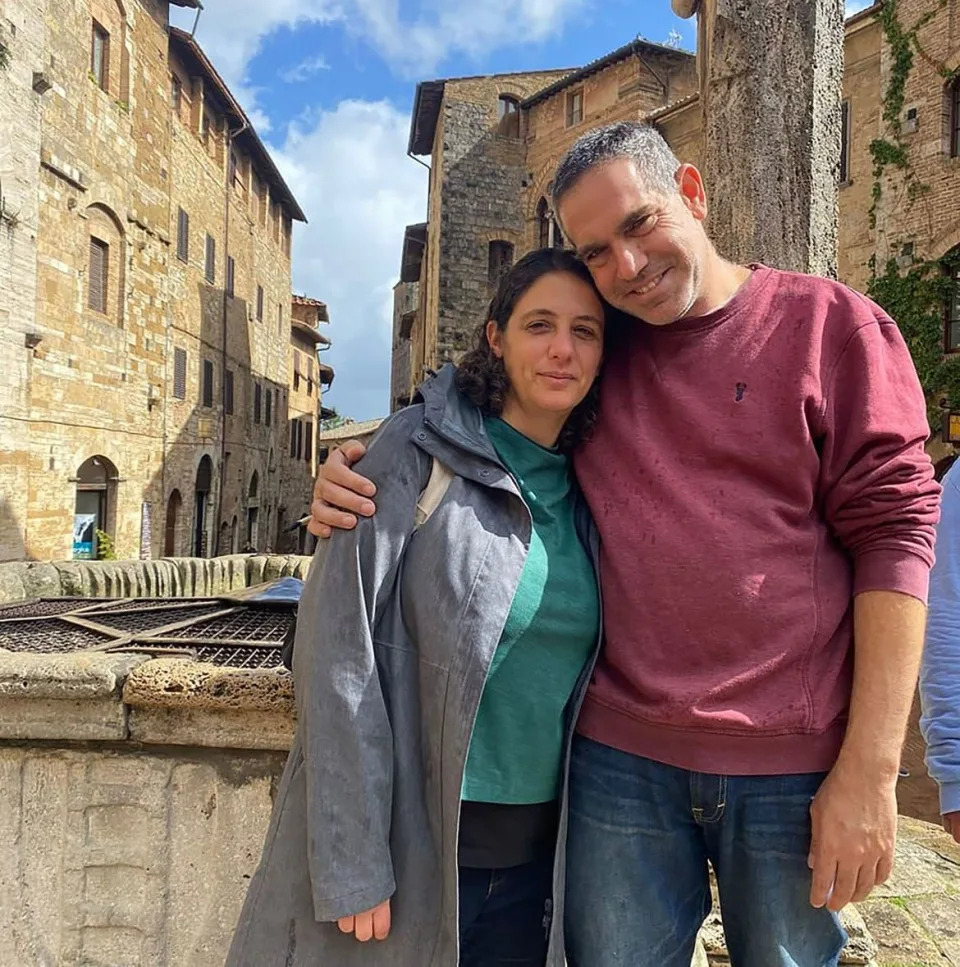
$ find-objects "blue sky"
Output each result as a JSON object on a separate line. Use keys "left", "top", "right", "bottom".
{"left": 171, "top": 0, "right": 870, "bottom": 421}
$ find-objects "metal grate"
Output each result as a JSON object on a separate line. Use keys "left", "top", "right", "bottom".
{"left": 87, "top": 598, "right": 220, "bottom": 612}
{"left": 193, "top": 645, "right": 284, "bottom": 669}
{"left": 160, "top": 607, "right": 291, "bottom": 643}
{"left": 0, "top": 599, "right": 95, "bottom": 618}
{"left": 0, "top": 618, "right": 116, "bottom": 653}
{"left": 85, "top": 604, "right": 226, "bottom": 634}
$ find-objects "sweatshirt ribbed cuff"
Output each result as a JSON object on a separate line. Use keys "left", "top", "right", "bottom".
{"left": 853, "top": 548, "right": 932, "bottom": 604}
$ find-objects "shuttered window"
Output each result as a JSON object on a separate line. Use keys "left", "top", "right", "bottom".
{"left": 88, "top": 237, "right": 109, "bottom": 313}
{"left": 226, "top": 256, "right": 235, "bottom": 297}
{"left": 253, "top": 382, "right": 262, "bottom": 424}
{"left": 173, "top": 348, "right": 187, "bottom": 399}
{"left": 91, "top": 22, "right": 109, "bottom": 91}
{"left": 205, "top": 234, "right": 215, "bottom": 284}
{"left": 224, "top": 369, "right": 234, "bottom": 414}
{"left": 290, "top": 419, "right": 297, "bottom": 457}
{"left": 177, "top": 208, "right": 189, "bottom": 262}
{"left": 305, "top": 421, "right": 313, "bottom": 463}
{"left": 265, "top": 388, "right": 272, "bottom": 426}
{"left": 202, "top": 359, "right": 214, "bottom": 407}
{"left": 256, "top": 285, "right": 264, "bottom": 321}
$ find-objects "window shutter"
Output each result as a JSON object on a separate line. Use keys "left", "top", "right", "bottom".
{"left": 305, "top": 421, "right": 313, "bottom": 463}
{"left": 88, "top": 237, "right": 108, "bottom": 313}
{"left": 265, "top": 388, "right": 272, "bottom": 426}
{"left": 253, "top": 382, "right": 262, "bottom": 424}
{"left": 227, "top": 256, "right": 235, "bottom": 297}
{"left": 290, "top": 420, "right": 297, "bottom": 457}
{"left": 256, "top": 285, "right": 263, "bottom": 320}
{"left": 205, "top": 234, "right": 215, "bottom": 283}
{"left": 177, "top": 209, "right": 189, "bottom": 261}
{"left": 173, "top": 348, "right": 187, "bottom": 399}
{"left": 224, "top": 369, "right": 234, "bottom": 414}
{"left": 202, "top": 359, "right": 214, "bottom": 407}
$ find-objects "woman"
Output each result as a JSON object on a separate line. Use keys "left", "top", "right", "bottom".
{"left": 226, "top": 248, "right": 605, "bottom": 967}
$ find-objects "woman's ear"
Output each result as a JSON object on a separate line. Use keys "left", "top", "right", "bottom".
{"left": 486, "top": 320, "right": 503, "bottom": 358}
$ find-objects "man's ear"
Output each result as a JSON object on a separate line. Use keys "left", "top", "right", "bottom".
{"left": 675, "top": 163, "right": 707, "bottom": 222}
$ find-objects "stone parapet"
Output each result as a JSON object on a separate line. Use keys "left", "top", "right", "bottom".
{"left": 0, "top": 553, "right": 312, "bottom": 605}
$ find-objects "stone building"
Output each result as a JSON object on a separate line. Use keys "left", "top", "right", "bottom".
{"left": 392, "top": 2, "right": 960, "bottom": 405}
{"left": 0, "top": 0, "right": 332, "bottom": 563}
{"left": 277, "top": 294, "right": 334, "bottom": 554}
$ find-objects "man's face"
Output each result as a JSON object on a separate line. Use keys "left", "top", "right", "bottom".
{"left": 557, "top": 158, "right": 708, "bottom": 326}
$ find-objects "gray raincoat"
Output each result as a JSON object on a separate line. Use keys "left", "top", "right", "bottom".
{"left": 226, "top": 364, "right": 602, "bottom": 966}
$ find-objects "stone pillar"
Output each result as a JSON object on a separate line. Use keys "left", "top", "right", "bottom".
{"left": 672, "top": 0, "right": 845, "bottom": 277}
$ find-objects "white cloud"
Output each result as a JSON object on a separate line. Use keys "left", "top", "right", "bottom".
{"left": 272, "top": 100, "right": 428, "bottom": 419}
{"left": 279, "top": 55, "right": 332, "bottom": 83}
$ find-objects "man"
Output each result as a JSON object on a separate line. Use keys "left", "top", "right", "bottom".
{"left": 921, "top": 459, "right": 960, "bottom": 845}
{"left": 310, "top": 122, "right": 940, "bottom": 966}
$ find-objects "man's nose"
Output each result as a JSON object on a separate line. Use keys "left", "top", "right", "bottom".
{"left": 614, "top": 245, "right": 646, "bottom": 281}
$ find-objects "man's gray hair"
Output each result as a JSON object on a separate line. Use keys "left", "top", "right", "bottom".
{"left": 552, "top": 122, "right": 681, "bottom": 204}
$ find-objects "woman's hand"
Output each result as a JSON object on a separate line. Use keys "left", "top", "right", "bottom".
{"left": 337, "top": 899, "right": 392, "bottom": 941}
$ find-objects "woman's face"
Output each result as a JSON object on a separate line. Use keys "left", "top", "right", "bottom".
{"left": 487, "top": 270, "right": 604, "bottom": 422}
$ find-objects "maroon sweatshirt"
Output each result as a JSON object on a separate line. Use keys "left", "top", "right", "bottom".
{"left": 573, "top": 265, "right": 940, "bottom": 775}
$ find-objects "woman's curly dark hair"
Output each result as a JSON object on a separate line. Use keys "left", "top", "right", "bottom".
{"left": 455, "top": 247, "right": 604, "bottom": 453}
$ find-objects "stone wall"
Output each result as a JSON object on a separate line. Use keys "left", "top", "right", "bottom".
{"left": 0, "top": 553, "right": 311, "bottom": 605}
{"left": 0, "top": 0, "right": 44, "bottom": 564}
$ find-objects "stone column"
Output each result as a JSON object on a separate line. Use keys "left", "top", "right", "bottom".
{"left": 672, "top": 0, "right": 845, "bottom": 277}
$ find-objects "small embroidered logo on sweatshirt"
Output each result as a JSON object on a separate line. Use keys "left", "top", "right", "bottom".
{"left": 735, "top": 382, "right": 747, "bottom": 402}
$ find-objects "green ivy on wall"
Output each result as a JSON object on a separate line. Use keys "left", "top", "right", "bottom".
{"left": 865, "top": 0, "right": 960, "bottom": 431}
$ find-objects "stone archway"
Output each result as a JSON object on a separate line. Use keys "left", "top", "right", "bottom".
{"left": 164, "top": 489, "right": 182, "bottom": 556}
{"left": 193, "top": 456, "right": 213, "bottom": 557}
{"left": 73, "top": 455, "right": 118, "bottom": 559}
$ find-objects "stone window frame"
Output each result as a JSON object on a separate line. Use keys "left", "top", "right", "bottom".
{"left": 535, "top": 197, "right": 564, "bottom": 249}
{"left": 839, "top": 99, "right": 851, "bottom": 186}
{"left": 90, "top": 20, "right": 110, "bottom": 92}
{"left": 566, "top": 87, "right": 584, "bottom": 127}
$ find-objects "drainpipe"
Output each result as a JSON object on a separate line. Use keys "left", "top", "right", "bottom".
{"left": 213, "top": 115, "right": 248, "bottom": 554}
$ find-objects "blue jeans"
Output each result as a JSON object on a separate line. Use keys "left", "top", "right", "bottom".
{"left": 565, "top": 736, "right": 847, "bottom": 967}
{"left": 458, "top": 857, "right": 554, "bottom": 966}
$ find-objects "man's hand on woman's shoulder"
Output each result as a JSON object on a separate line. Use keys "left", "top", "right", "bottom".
{"left": 308, "top": 440, "right": 376, "bottom": 538}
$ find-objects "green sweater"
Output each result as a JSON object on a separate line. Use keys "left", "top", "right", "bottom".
{"left": 461, "top": 417, "right": 600, "bottom": 805}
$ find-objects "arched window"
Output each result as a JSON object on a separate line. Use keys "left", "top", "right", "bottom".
{"left": 536, "top": 197, "right": 564, "bottom": 249}
{"left": 948, "top": 77, "right": 960, "bottom": 159}
{"left": 73, "top": 455, "right": 118, "bottom": 559}
{"left": 246, "top": 471, "right": 260, "bottom": 549}
{"left": 537, "top": 197, "right": 551, "bottom": 248}
{"left": 944, "top": 247, "right": 960, "bottom": 352}
{"left": 85, "top": 204, "right": 125, "bottom": 326}
{"left": 497, "top": 94, "right": 520, "bottom": 138}
{"left": 193, "top": 455, "right": 213, "bottom": 557}
{"left": 488, "top": 240, "right": 514, "bottom": 285}
{"left": 164, "top": 489, "right": 182, "bottom": 556}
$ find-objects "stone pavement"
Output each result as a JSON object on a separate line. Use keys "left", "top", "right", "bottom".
{"left": 698, "top": 816, "right": 960, "bottom": 966}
